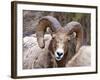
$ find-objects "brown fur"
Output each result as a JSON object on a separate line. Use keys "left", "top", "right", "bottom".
{"left": 48, "top": 28, "right": 69, "bottom": 67}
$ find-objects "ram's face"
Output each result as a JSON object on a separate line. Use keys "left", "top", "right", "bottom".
{"left": 51, "top": 30, "right": 70, "bottom": 61}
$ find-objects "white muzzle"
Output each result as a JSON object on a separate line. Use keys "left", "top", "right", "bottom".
{"left": 55, "top": 48, "right": 64, "bottom": 61}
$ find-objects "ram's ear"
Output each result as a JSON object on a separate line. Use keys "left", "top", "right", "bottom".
{"left": 72, "top": 32, "right": 76, "bottom": 38}
{"left": 47, "top": 27, "right": 52, "bottom": 34}
{"left": 47, "top": 28, "right": 56, "bottom": 38}
{"left": 46, "top": 28, "right": 56, "bottom": 40}
{"left": 67, "top": 32, "right": 76, "bottom": 41}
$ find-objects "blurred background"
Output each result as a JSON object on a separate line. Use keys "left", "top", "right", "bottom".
{"left": 23, "top": 10, "right": 91, "bottom": 45}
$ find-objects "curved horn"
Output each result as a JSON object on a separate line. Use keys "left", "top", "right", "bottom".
{"left": 36, "top": 16, "right": 61, "bottom": 48}
{"left": 64, "top": 21, "right": 83, "bottom": 52}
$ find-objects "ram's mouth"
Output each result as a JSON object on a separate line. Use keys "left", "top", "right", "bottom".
{"left": 56, "top": 57, "right": 62, "bottom": 61}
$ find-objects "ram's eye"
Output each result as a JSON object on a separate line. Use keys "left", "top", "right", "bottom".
{"left": 67, "top": 32, "right": 76, "bottom": 41}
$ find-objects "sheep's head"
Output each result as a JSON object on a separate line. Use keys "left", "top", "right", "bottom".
{"left": 36, "top": 16, "right": 83, "bottom": 61}
{"left": 49, "top": 28, "right": 71, "bottom": 61}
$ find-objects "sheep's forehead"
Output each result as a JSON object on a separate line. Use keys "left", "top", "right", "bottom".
{"left": 55, "top": 32, "right": 68, "bottom": 41}
{"left": 57, "top": 32, "right": 66, "bottom": 37}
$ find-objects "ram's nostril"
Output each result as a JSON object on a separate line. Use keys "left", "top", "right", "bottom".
{"left": 57, "top": 52, "right": 63, "bottom": 56}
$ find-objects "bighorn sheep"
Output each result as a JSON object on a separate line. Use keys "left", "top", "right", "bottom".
{"left": 36, "top": 16, "right": 83, "bottom": 67}
{"left": 23, "top": 16, "right": 90, "bottom": 69}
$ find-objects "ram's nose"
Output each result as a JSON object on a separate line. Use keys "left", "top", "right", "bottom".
{"left": 55, "top": 48, "right": 64, "bottom": 61}
{"left": 57, "top": 52, "right": 63, "bottom": 57}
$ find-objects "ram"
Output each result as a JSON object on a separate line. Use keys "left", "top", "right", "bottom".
{"left": 23, "top": 16, "right": 90, "bottom": 69}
